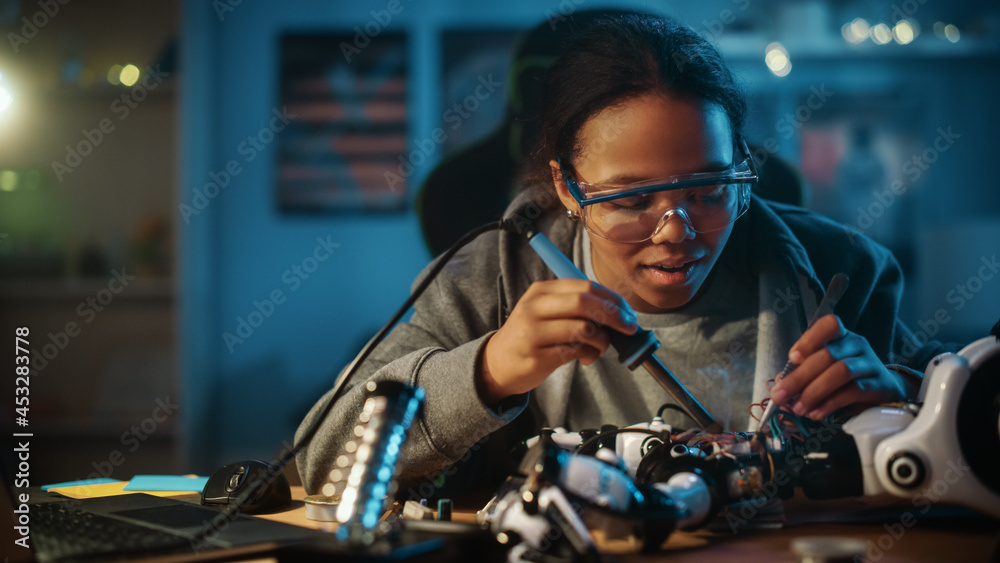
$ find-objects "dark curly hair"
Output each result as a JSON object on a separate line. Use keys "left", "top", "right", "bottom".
{"left": 520, "top": 14, "right": 747, "bottom": 205}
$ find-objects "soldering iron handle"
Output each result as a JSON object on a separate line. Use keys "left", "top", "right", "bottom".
{"left": 607, "top": 329, "right": 660, "bottom": 370}
{"left": 527, "top": 231, "right": 659, "bottom": 367}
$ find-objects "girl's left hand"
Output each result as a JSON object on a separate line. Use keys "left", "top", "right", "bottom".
{"left": 768, "top": 314, "right": 908, "bottom": 420}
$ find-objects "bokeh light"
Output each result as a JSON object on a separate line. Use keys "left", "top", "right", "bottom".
{"left": 850, "top": 18, "right": 870, "bottom": 42}
{"left": 842, "top": 22, "right": 864, "bottom": 44}
{"left": 107, "top": 64, "right": 123, "bottom": 85}
{"left": 893, "top": 20, "right": 917, "bottom": 45}
{"left": 944, "top": 24, "right": 961, "bottom": 43}
{"left": 119, "top": 64, "right": 140, "bottom": 87}
{"left": 870, "top": 23, "right": 893, "bottom": 45}
{"left": 0, "top": 170, "right": 17, "bottom": 192}
{"left": 765, "top": 42, "right": 791, "bottom": 77}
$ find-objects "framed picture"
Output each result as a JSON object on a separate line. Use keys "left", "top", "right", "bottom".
{"left": 277, "top": 32, "right": 408, "bottom": 213}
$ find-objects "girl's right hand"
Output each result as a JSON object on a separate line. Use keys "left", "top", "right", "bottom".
{"left": 477, "top": 278, "right": 638, "bottom": 403}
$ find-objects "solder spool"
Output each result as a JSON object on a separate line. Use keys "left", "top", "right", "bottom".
{"left": 304, "top": 495, "right": 340, "bottom": 522}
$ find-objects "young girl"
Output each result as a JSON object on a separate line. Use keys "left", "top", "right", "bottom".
{"left": 296, "top": 14, "right": 941, "bottom": 498}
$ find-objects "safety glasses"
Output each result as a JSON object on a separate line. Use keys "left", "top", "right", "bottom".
{"left": 559, "top": 139, "right": 758, "bottom": 242}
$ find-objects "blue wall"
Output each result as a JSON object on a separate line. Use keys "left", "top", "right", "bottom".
{"left": 180, "top": 0, "right": 433, "bottom": 470}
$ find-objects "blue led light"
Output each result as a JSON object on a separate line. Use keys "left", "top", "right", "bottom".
{"left": 378, "top": 466, "right": 392, "bottom": 482}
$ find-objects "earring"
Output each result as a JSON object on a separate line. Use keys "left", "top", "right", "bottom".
{"left": 566, "top": 209, "right": 581, "bottom": 221}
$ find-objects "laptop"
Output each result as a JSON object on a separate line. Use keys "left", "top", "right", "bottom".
{"left": 2, "top": 476, "right": 340, "bottom": 563}
{"left": 1, "top": 478, "right": 473, "bottom": 562}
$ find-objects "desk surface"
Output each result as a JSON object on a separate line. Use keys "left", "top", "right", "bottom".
{"left": 238, "top": 487, "right": 998, "bottom": 562}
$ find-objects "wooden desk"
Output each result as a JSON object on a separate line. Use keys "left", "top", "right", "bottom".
{"left": 247, "top": 487, "right": 998, "bottom": 562}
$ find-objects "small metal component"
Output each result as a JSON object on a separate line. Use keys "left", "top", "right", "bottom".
{"left": 437, "top": 499, "right": 452, "bottom": 521}
{"left": 402, "top": 500, "right": 435, "bottom": 521}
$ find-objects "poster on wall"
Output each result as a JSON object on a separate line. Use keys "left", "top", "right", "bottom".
{"left": 277, "top": 32, "right": 408, "bottom": 213}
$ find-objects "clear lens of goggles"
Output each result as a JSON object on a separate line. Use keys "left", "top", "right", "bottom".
{"left": 581, "top": 182, "right": 750, "bottom": 243}
{"left": 560, "top": 141, "right": 758, "bottom": 243}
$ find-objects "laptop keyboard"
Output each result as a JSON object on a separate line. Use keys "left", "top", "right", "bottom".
{"left": 30, "top": 500, "right": 193, "bottom": 562}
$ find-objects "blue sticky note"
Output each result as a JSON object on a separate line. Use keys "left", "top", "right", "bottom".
{"left": 123, "top": 475, "right": 209, "bottom": 492}
{"left": 42, "top": 478, "right": 120, "bottom": 491}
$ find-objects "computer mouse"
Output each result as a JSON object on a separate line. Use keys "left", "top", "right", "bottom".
{"left": 201, "top": 460, "right": 292, "bottom": 514}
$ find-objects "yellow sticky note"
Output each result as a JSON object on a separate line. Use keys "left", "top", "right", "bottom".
{"left": 49, "top": 480, "right": 201, "bottom": 499}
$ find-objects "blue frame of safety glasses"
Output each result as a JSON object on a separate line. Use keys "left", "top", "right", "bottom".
{"left": 560, "top": 138, "right": 759, "bottom": 207}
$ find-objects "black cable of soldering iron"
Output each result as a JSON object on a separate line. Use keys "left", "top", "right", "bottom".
{"left": 286, "top": 218, "right": 517, "bottom": 464}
